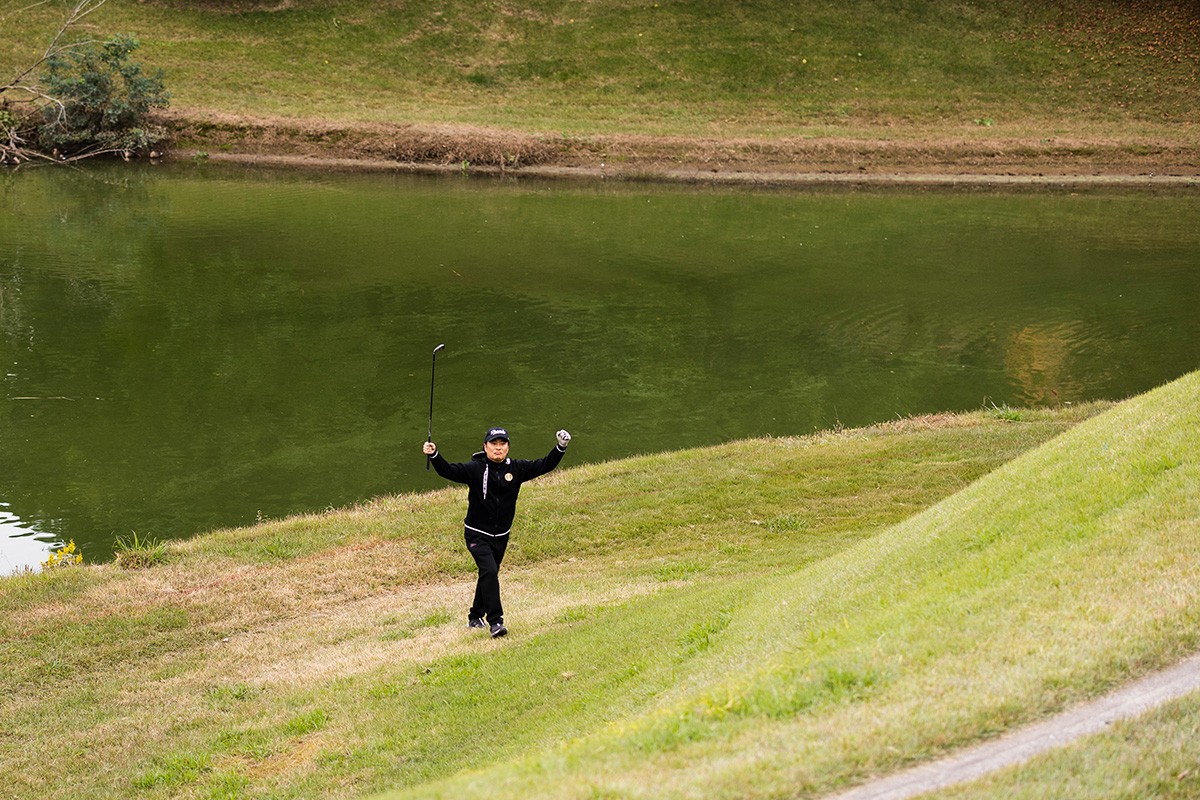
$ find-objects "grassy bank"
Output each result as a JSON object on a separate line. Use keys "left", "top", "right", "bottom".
{"left": 2, "top": 1, "right": 1197, "bottom": 172}
{"left": 2, "top": 372, "right": 1198, "bottom": 798}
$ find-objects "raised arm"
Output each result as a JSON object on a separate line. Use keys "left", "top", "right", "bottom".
{"left": 423, "top": 442, "right": 474, "bottom": 484}
{"left": 521, "top": 430, "right": 571, "bottom": 481}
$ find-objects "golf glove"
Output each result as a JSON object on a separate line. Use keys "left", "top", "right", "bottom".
{"left": 556, "top": 429, "right": 572, "bottom": 448}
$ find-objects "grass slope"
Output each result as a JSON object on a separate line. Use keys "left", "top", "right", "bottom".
{"left": 400, "top": 371, "right": 1200, "bottom": 800}
{"left": 1, "top": 374, "right": 1197, "bottom": 799}
{"left": 0, "top": 402, "right": 1089, "bottom": 799}
{"left": 2, "top": 0, "right": 1196, "bottom": 144}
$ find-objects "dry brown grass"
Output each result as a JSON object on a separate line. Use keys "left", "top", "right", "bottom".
{"left": 158, "top": 110, "right": 1200, "bottom": 180}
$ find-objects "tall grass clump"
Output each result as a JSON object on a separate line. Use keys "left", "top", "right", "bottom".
{"left": 112, "top": 530, "right": 168, "bottom": 569}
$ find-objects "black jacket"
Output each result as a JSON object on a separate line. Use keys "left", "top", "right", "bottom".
{"left": 430, "top": 444, "right": 566, "bottom": 536}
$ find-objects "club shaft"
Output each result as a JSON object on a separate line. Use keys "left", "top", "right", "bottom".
{"left": 428, "top": 359, "right": 437, "bottom": 439}
{"left": 426, "top": 344, "right": 444, "bottom": 469}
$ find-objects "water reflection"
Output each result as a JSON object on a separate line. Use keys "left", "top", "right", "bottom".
{"left": 1005, "top": 323, "right": 1092, "bottom": 406}
{"left": 0, "top": 504, "right": 53, "bottom": 575}
{"left": 1, "top": 163, "right": 1198, "bottom": 572}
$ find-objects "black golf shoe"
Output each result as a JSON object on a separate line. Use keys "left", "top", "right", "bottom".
{"left": 489, "top": 620, "right": 508, "bottom": 638}
{"left": 468, "top": 617, "right": 486, "bottom": 630}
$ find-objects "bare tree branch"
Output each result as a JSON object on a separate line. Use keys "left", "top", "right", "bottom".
{"left": 1, "top": 0, "right": 110, "bottom": 165}
{"left": 3, "top": 0, "right": 109, "bottom": 98}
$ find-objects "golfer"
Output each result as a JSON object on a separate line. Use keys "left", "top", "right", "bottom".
{"left": 423, "top": 426, "right": 571, "bottom": 638}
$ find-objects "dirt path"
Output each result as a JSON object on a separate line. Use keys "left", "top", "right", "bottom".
{"left": 825, "top": 653, "right": 1200, "bottom": 800}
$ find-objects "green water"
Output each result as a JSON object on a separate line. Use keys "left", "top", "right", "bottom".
{"left": 2, "top": 163, "right": 1198, "bottom": 571}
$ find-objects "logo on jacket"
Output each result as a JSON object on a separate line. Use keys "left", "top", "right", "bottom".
{"left": 505, "top": 473, "right": 514, "bottom": 482}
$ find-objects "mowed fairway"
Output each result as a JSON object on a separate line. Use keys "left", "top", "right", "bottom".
{"left": 2, "top": 372, "right": 1198, "bottom": 799}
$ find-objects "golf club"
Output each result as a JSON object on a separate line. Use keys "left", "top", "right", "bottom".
{"left": 427, "top": 343, "right": 445, "bottom": 469}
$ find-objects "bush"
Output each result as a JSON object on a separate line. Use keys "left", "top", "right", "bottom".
{"left": 1, "top": 109, "right": 17, "bottom": 144}
{"left": 37, "top": 34, "right": 170, "bottom": 157}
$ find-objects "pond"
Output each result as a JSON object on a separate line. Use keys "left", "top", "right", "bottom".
{"left": 2, "top": 163, "right": 1197, "bottom": 573}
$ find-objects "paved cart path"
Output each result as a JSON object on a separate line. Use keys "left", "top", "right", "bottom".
{"left": 826, "top": 653, "right": 1200, "bottom": 800}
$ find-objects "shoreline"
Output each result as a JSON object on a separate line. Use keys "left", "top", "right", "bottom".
{"left": 161, "top": 112, "right": 1200, "bottom": 188}
{"left": 200, "top": 151, "right": 1200, "bottom": 188}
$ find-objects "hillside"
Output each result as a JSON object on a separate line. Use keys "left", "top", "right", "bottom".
{"left": 2, "top": 0, "right": 1197, "bottom": 179}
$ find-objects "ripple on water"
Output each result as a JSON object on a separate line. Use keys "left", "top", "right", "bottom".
{"left": 0, "top": 504, "right": 57, "bottom": 576}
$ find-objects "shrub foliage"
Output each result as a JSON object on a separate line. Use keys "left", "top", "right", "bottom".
{"left": 37, "top": 34, "right": 170, "bottom": 157}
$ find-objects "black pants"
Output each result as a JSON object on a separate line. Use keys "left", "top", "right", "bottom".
{"left": 465, "top": 529, "right": 509, "bottom": 624}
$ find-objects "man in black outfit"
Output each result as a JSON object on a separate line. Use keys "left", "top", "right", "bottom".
{"left": 423, "top": 426, "right": 571, "bottom": 638}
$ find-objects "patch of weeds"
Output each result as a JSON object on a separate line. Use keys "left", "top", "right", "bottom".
{"left": 283, "top": 709, "right": 329, "bottom": 736}
{"left": 821, "top": 665, "right": 881, "bottom": 701}
{"left": 986, "top": 401, "right": 1024, "bottom": 422}
{"left": 613, "top": 659, "right": 646, "bottom": 682}
{"left": 964, "top": 526, "right": 1004, "bottom": 551}
{"left": 217, "top": 727, "right": 273, "bottom": 759}
{"left": 206, "top": 771, "right": 251, "bottom": 799}
{"left": 465, "top": 70, "right": 499, "bottom": 87}
{"left": 653, "top": 559, "right": 708, "bottom": 582}
{"left": 132, "top": 753, "right": 212, "bottom": 790}
{"left": 113, "top": 531, "right": 168, "bottom": 569}
{"left": 435, "top": 553, "right": 466, "bottom": 575}
{"left": 556, "top": 605, "right": 591, "bottom": 625}
{"left": 732, "top": 662, "right": 885, "bottom": 720}
{"left": 368, "top": 679, "right": 407, "bottom": 699}
{"left": 148, "top": 606, "right": 189, "bottom": 631}
{"left": 414, "top": 609, "right": 454, "bottom": 629}
{"left": 256, "top": 537, "right": 301, "bottom": 561}
{"left": 766, "top": 514, "right": 813, "bottom": 533}
{"left": 680, "top": 609, "right": 732, "bottom": 656}
{"left": 380, "top": 609, "right": 453, "bottom": 641}
{"left": 35, "top": 657, "right": 74, "bottom": 679}
{"left": 422, "top": 653, "right": 484, "bottom": 687}
{"left": 1140, "top": 454, "right": 1182, "bottom": 476}
{"left": 207, "top": 683, "right": 259, "bottom": 709}
{"left": 630, "top": 709, "right": 719, "bottom": 753}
